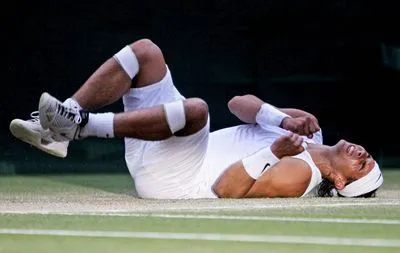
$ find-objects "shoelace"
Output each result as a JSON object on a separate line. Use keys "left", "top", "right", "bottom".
{"left": 26, "top": 111, "right": 56, "bottom": 140}
{"left": 28, "top": 111, "right": 40, "bottom": 122}
{"left": 25, "top": 110, "right": 71, "bottom": 142}
{"left": 56, "top": 103, "right": 82, "bottom": 124}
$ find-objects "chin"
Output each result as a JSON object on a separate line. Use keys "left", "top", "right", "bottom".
{"left": 332, "top": 139, "right": 347, "bottom": 152}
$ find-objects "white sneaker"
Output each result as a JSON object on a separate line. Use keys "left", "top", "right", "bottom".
{"left": 9, "top": 111, "right": 69, "bottom": 158}
{"left": 39, "top": 92, "right": 88, "bottom": 140}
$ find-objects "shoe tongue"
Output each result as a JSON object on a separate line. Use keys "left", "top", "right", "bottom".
{"left": 63, "top": 98, "right": 82, "bottom": 111}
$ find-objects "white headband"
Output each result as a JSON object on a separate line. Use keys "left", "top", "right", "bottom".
{"left": 337, "top": 162, "right": 383, "bottom": 197}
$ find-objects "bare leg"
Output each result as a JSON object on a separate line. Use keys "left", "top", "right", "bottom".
{"left": 114, "top": 98, "right": 208, "bottom": 140}
{"left": 40, "top": 39, "right": 209, "bottom": 141}
{"left": 71, "top": 39, "right": 167, "bottom": 111}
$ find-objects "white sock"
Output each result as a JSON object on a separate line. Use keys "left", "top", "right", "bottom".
{"left": 81, "top": 112, "right": 115, "bottom": 138}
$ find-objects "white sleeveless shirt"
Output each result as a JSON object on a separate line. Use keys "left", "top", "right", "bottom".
{"left": 292, "top": 149, "right": 323, "bottom": 197}
{"left": 197, "top": 124, "right": 323, "bottom": 198}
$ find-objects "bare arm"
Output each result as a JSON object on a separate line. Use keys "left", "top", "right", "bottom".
{"left": 245, "top": 157, "right": 311, "bottom": 198}
{"left": 212, "top": 160, "right": 255, "bottom": 198}
{"left": 280, "top": 108, "right": 317, "bottom": 119}
{"left": 228, "top": 94, "right": 320, "bottom": 137}
{"left": 227, "top": 94, "right": 315, "bottom": 123}
{"left": 212, "top": 132, "right": 308, "bottom": 198}
{"left": 227, "top": 94, "right": 264, "bottom": 123}
{"left": 213, "top": 157, "right": 312, "bottom": 198}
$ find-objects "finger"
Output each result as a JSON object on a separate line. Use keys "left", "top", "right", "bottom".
{"left": 293, "top": 135, "right": 304, "bottom": 147}
{"left": 307, "top": 123, "right": 314, "bottom": 139}
{"left": 283, "top": 131, "right": 294, "bottom": 142}
{"left": 310, "top": 120, "right": 319, "bottom": 133}
{"left": 308, "top": 118, "right": 316, "bottom": 133}
{"left": 303, "top": 117, "right": 314, "bottom": 132}
{"left": 308, "top": 117, "right": 320, "bottom": 132}
{"left": 298, "top": 124, "right": 308, "bottom": 136}
{"left": 313, "top": 120, "right": 321, "bottom": 132}
{"left": 285, "top": 131, "right": 294, "bottom": 138}
{"left": 297, "top": 119, "right": 307, "bottom": 135}
{"left": 309, "top": 118, "right": 321, "bottom": 138}
{"left": 290, "top": 132, "right": 300, "bottom": 142}
{"left": 277, "top": 132, "right": 292, "bottom": 143}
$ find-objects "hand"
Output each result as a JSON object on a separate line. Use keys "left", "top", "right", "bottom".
{"left": 270, "top": 132, "right": 306, "bottom": 159}
{"left": 281, "top": 116, "right": 320, "bottom": 139}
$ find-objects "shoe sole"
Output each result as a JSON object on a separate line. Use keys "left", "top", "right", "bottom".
{"left": 9, "top": 119, "right": 67, "bottom": 158}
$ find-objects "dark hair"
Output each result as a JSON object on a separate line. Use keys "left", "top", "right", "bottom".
{"left": 317, "top": 178, "right": 336, "bottom": 197}
{"left": 317, "top": 178, "right": 378, "bottom": 198}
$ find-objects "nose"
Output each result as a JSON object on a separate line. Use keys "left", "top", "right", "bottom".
{"left": 356, "top": 147, "right": 367, "bottom": 157}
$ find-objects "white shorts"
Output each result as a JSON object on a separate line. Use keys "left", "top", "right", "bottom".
{"left": 122, "top": 67, "right": 210, "bottom": 199}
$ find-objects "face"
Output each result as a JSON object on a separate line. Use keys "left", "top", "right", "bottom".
{"left": 331, "top": 139, "right": 376, "bottom": 187}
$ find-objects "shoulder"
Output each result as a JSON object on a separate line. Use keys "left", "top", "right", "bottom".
{"left": 254, "top": 156, "right": 313, "bottom": 197}
{"left": 277, "top": 156, "right": 312, "bottom": 182}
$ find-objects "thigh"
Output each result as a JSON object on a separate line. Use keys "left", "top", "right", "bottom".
{"left": 122, "top": 65, "right": 184, "bottom": 111}
{"left": 128, "top": 119, "right": 210, "bottom": 199}
{"left": 122, "top": 66, "right": 210, "bottom": 199}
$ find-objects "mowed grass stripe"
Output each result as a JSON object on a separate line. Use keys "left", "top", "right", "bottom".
{"left": 1, "top": 211, "right": 400, "bottom": 225}
{"left": 1, "top": 229, "right": 400, "bottom": 248}
{"left": 2, "top": 213, "right": 399, "bottom": 239}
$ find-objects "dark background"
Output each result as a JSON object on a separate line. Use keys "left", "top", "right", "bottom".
{"left": 2, "top": 0, "right": 399, "bottom": 173}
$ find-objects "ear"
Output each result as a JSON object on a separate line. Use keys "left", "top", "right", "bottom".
{"left": 334, "top": 175, "right": 346, "bottom": 190}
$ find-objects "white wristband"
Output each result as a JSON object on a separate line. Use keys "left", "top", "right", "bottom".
{"left": 242, "top": 146, "right": 280, "bottom": 179}
{"left": 256, "top": 103, "right": 291, "bottom": 128}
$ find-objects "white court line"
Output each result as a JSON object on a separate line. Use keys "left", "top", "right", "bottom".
{"left": 169, "top": 201, "right": 400, "bottom": 210}
{"left": 0, "top": 229, "right": 399, "bottom": 247}
{"left": 2, "top": 211, "right": 400, "bottom": 225}
{"left": 83, "top": 213, "right": 400, "bottom": 225}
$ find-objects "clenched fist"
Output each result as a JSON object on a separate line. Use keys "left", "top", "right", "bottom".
{"left": 270, "top": 132, "right": 306, "bottom": 159}
{"left": 281, "top": 115, "right": 320, "bottom": 138}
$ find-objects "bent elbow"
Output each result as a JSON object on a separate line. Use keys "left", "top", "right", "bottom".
{"left": 212, "top": 183, "right": 225, "bottom": 198}
{"left": 212, "top": 182, "right": 232, "bottom": 198}
{"left": 227, "top": 94, "right": 257, "bottom": 112}
{"left": 227, "top": 96, "right": 241, "bottom": 113}
{"left": 212, "top": 182, "right": 243, "bottom": 199}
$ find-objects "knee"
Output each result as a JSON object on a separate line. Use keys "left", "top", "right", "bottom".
{"left": 185, "top": 98, "right": 209, "bottom": 123}
{"left": 129, "top": 38, "right": 163, "bottom": 66}
{"left": 182, "top": 98, "right": 209, "bottom": 134}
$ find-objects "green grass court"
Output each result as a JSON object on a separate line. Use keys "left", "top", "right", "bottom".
{"left": 0, "top": 169, "right": 399, "bottom": 252}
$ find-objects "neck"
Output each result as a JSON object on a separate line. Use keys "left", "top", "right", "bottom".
{"left": 306, "top": 143, "right": 335, "bottom": 179}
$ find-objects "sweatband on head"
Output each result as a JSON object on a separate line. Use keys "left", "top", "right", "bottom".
{"left": 113, "top": 45, "right": 139, "bottom": 79}
{"left": 163, "top": 100, "right": 186, "bottom": 134}
{"left": 256, "top": 103, "right": 291, "bottom": 128}
{"left": 337, "top": 162, "right": 384, "bottom": 197}
{"left": 242, "top": 146, "right": 280, "bottom": 179}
